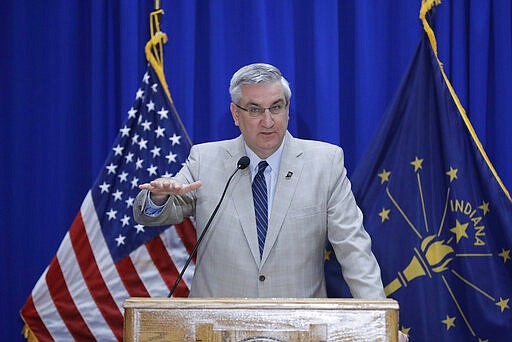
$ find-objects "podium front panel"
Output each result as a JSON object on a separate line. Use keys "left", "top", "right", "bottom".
{"left": 124, "top": 298, "right": 399, "bottom": 342}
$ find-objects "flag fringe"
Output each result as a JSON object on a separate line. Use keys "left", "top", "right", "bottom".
{"left": 145, "top": 32, "right": 171, "bottom": 101}
{"left": 419, "top": 0, "right": 512, "bottom": 202}
{"left": 22, "top": 324, "right": 38, "bottom": 342}
{"left": 145, "top": 9, "right": 193, "bottom": 147}
{"left": 419, "top": 0, "right": 442, "bottom": 56}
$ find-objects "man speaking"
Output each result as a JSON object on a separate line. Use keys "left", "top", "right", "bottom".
{"left": 133, "top": 63, "right": 385, "bottom": 300}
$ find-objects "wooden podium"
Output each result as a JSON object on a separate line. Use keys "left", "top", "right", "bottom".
{"left": 124, "top": 297, "right": 399, "bottom": 341}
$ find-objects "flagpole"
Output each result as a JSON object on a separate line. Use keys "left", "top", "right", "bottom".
{"left": 146, "top": 2, "right": 193, "bottom": 147}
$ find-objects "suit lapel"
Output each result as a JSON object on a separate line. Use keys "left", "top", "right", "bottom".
{"left": 227, "top": 137, "right": 262, "bottom": 265}
{"left": 261, "top": 133, "right": 304, "bottom": 265}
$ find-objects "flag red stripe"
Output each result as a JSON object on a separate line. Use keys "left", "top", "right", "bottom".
{"left": 146, "top": 236, "right": 190, "bottom": 297}
{"left": 115, "top": 256, "right": 151, "bottom": 297}
{"left": 174, "top": 218, "right": 197, "bottom": 262}
{"left": 20, "top": 295, "right": 54, "bottom": 342}
{"left": 46, "top": 257, "right": 95, "bottom": 340}
{"left": 69, "top": 213, "right": 123, "bottom": 341}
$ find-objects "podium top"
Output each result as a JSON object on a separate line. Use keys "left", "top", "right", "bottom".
{"left": 124, "top": 297, "right": 399, "bottom": 310}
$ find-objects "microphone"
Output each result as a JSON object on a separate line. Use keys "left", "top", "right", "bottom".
{"left": 168, "top": 156, "right": 250, "bottom": 297}
{"left": 237, "top": 155, "right": 250, "bottom": 170}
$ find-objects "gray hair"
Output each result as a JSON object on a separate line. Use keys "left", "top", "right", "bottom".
{"left": 229, "top": 63, "right": 292, "bottom": 104}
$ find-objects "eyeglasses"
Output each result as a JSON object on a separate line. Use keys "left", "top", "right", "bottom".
{"left": 234, "top": 102, "right": 288, "bottom": 118}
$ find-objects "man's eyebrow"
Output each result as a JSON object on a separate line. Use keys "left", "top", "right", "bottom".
{"left": 245, "top": 99, "right": 285, "bottom": 107}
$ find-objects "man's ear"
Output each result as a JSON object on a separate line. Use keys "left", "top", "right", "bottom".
{"left": 230, "top": 103, "right": 240, "bottom": 126}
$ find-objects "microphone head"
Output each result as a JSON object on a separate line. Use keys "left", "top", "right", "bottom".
{"left": 237, "top": 156, "right": 250, "bottom": 170}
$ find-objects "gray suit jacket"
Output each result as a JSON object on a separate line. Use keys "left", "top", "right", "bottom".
{"left": 133, "top": 132, "right": 385, "bottom": 299}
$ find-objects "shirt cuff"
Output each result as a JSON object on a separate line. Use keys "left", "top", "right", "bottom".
{"left": 143, "top": 193, "right": 167, "bottom": 216}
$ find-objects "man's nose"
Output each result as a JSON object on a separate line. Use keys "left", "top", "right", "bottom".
{"left": 260, "top": 111, "right": 274, "bottom": 125}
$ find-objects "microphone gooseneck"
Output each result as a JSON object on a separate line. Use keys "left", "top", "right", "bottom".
{"left": 168, "top": 156, "right": 250, "bottom": 297}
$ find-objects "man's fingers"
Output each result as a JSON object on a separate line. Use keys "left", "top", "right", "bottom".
{"left": 176, "top": 181, "right": 202, "bottom": 194}
{"left": 138, "top": 183, "right": 151, "bottom": 190}
{"left": 138, "top": 179, "right": 175, "bottom": 193}
{"left": 139, "top": 179, "right": 201, "bottom": 195}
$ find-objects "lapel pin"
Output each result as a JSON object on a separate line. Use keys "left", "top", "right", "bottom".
{"left": 285, "top": 171, "right": 293, "bottom": 179}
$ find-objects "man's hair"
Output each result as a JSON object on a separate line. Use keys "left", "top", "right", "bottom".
{"left": 229, "top": 63, "right": 292, "bottom": 105}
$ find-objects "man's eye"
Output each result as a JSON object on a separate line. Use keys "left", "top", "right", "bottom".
{"left": 249, "top": 107, "right": 262, "bottom": 113}
{"left": 271, "top": 104, "right": 282, "bottom": 110}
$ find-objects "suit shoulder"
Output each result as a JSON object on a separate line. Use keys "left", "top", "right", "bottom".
{"left": 289, "top": 138, "right": 345, "bottom": 170}
{"left": 191, "top": 137, "right": 240, "bottom": 153}
{"left": 292, "top": 137, "right": 343, "bottom": 155}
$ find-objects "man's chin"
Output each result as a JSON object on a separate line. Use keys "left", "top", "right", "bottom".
{"left": 257, "top": 134, "right": 279, "bottom": 145}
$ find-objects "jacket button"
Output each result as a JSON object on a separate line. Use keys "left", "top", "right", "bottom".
{"left": 259, "top": 275, "right": 265, "bottom": 281}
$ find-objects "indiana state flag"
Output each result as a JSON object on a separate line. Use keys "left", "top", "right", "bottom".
{"left": 326, "top": 3, "right": 512, "bottom": 341}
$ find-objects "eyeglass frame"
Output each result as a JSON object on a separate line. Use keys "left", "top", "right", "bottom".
{"left": 234, "top": 101, "right": 289, "bottom": 118}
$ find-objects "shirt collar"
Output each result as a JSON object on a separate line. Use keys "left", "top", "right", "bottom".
{"left": 243, "top": 139, "right": 285, "bottom": 178}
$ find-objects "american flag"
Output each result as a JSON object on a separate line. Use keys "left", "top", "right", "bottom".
{"left": 20, "top": 64, "right": 197, "bottom": 341}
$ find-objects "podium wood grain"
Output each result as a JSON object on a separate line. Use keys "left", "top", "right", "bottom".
{"left": 124, "top": 298, "right": 399, "bottom": 341}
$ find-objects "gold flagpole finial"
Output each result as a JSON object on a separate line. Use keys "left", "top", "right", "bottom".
{"left": 154, "top": 0, "right": 161, "bottom": 10}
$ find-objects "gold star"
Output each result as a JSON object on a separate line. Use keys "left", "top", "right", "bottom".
{"left": 450, "top": 220, "right": 469, "bottom": 243}
{"left": 478, "top": 201, "right": 490, "bottom": 215}
{"left": 499, "top": 249, "right": 511, "bottom": 263}
{"left": 446, "top": 166, "right": 458, "bottom": 182}
{"left": 377, "top": 169, "right": 391, "bottom": 184}
{"left": 378, "top": 208, "right": 391, "bottom": 223}
{"left": 324, "top": 249, "right": 332, "bottom": 261}
{"left": 410, "top": 157, "right": 424, "bottom": 172}
{"left": 442, "top": 315, "right": 456, "bottom": 330}
{"left": 450, "top": 219, "right": 469, "bottom": 243}
{"left": 400, "top": 326, "right": 410, "bottom": 336}
{"left": 496, "top": 297, "right": 510, "bottom": 312}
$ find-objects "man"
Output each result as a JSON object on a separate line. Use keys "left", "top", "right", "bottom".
{"left": 133, "top": 63, "right": 385, "bottom": 299}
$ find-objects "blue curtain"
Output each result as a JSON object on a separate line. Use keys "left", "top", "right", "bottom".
{"left": 2, "top": 1, "right": 511, "bottom": 340}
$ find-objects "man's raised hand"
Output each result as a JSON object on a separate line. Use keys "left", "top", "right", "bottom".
{"left": 139, "top": 178, "right": 202, "bottom": 205}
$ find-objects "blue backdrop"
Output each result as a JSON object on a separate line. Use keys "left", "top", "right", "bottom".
{"left": 2, "top": 1, "right": 511, "bottom": 340}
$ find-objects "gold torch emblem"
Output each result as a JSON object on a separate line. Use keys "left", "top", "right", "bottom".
{"left": 385, "top": 235, "right": 454, "bottom": 296}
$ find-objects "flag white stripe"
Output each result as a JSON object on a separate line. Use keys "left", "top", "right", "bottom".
{"left": 81, "top": 191, "right": 129, "bottom": 311}
{"left": 57, "top": 232, "right": 116, "bottom": 341}
{"left": 129, "top": 243, "right": 170, "bottom": 297}
{"left": 31, "top": 267, "right": 73, "bottom": 341}
{"left": 162, "top": 227, "right": 195, "bottom": 289}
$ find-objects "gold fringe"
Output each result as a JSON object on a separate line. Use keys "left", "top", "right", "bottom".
{"left": 145, "top": 31, "right": 170, "bottom": 101}
{"left": 419, "top": 0, "right": 512, "bottom": 202}
{"left": 22, "top": 324, "right": 39, "bottom": 342}
{"left": 419, "top": 0, "right": 442, "bottom": 55}
{"left": 144, "top": 8, "right": 193, "bottom": 147}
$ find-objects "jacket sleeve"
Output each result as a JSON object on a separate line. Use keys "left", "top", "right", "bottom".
{"left": 327, "top": 147, "right": 386, "bottom": 299}
{"left": 132, "top": 146, "right": 199, "bottom": 226}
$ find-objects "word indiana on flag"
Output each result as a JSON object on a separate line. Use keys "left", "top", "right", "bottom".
{"left": 20, "top": 61, "right": 197, "bottom": 341}
{"left": 326, "top": 1, "right": 512, "bottom": 341}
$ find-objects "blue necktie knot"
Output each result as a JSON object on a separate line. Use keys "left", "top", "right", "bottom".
{"left": 257, "top": 160, "right": 269, "bottom": 174}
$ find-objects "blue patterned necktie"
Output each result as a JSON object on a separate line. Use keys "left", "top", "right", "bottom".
{"left": 252, "top": 160, "right": 269, "bottom": 258}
